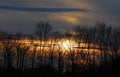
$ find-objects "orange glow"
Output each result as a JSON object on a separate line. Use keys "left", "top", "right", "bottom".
{"left": 0, "top": 38, "right": 104, "bottom": 66}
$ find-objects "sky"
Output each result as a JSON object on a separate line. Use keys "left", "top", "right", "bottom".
{"left": 0, "top": 0, "right": 120, "bottom": 34}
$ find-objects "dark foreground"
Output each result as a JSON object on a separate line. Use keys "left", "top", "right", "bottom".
{"left": 0, "top": 61, "right": 119, "bottom": 77}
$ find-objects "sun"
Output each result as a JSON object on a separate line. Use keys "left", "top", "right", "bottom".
{"left": 62, "top": 40, "right": 71, "bottom": 49}
{"left": 59, "top": 39, "right": 75, "bottom": 51}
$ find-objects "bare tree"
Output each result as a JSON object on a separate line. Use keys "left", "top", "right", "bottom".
{"left": 35, "top": 21, "right": 52, "bottom": 40}
{"left": 35, "top": 21, "right": 52, "bottom": 67}
{"left": 2, "top": 34, "right": 15, "bottom": 70}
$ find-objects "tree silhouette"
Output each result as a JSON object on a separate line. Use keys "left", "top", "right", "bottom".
{"left": 0, "top": 22, "right": 120, "bottom": 77}
{"left": 35, "top": 21, "right": 52, "bottom": 40}
{"left": 35, "top": 21, "right": 52, "bottom": 67}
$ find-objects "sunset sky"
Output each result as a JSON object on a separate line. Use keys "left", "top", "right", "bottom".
{"left": 0, "top": 0, "right": 120, "bottom": 34}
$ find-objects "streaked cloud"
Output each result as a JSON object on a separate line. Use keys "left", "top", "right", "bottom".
{"left": 54, "top": 14, "right": 80, "bottom": 24}
{"left": 0, "top": 6, "right": 90, "bottom": 12}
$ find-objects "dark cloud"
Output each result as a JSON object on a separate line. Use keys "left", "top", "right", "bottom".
{"left": 0, "top": 6, "right": 89, "bottom": 12}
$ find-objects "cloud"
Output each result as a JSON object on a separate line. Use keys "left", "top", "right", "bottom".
{"left": 54, "top": 14, "right": 80, "bottom": 24}
{"left": 0, "top": 0, "right": 120, "bottom": 34}
{"left": 58, "top": 0, "right": 95, "bottom": 10}
{"left": 0, "top": 6, "right": 90, "bottom": 12}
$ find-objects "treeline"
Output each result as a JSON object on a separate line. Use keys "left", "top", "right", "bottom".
{"left": 73, "top": 23, "right": 120, "bottom": 64}
{"left": 0, "top": 21, "right": 120, "bottom": 77}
